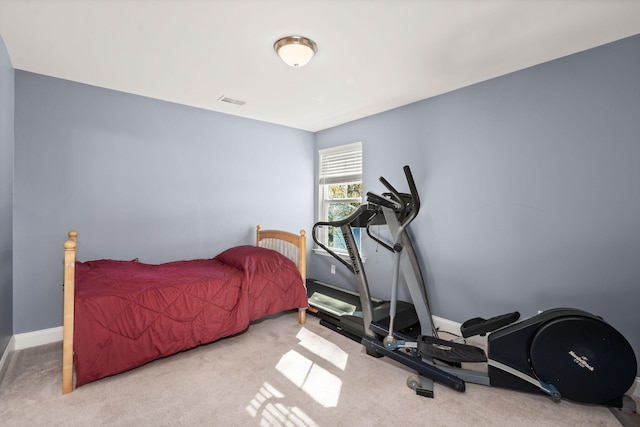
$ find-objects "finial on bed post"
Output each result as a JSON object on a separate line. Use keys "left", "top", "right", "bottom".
{"left": 65, "top": 231, "right": 77, "bottom": 254}
{"left": 256, "top": 225, "right": 262, "bottom": 246}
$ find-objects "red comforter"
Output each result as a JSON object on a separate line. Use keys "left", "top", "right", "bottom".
{"left": 73, "top": 245, "right": 307, "bottom": 386}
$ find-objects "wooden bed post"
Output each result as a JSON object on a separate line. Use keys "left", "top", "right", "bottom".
{"left": 62, "top": 230, "right": 77, "bottom": 395}
{"left": 297, "top": 230, "right": 307, "bottom": 324}
{"left": 256, "top": 224, "right": 262, "bottom": 246}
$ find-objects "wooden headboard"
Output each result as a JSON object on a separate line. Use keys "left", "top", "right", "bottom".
{"left": 256, "top": 225, "right": 307, "bottom": 324}
{"left": 256, "top": 224, "right": 306, "bottom": 279}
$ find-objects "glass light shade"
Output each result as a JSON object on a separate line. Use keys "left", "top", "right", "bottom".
{"left": 274, "top": 36, "right": 317, "bottom": 67}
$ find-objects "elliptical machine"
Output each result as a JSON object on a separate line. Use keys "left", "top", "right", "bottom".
{"left": 310, "top": 196, "right": 421, "bottom": 342}
{"left": 315, "top": 165, "right": 637, "bottom": 408}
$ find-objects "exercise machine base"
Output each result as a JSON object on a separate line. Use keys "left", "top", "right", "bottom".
{"left": 488, "top": 307, "right": 637, "bottom": 407}
{"left": 307, "top": 278, "right": 421, "bottom": 342}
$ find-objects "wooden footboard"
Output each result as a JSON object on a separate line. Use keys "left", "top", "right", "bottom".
{"left": 256, "top": 225, "right": 307, "bottom": 324}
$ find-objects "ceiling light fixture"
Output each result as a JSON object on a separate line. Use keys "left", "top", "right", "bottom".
{"left": 274, "top": 35, "right": 317, "bottom": 67}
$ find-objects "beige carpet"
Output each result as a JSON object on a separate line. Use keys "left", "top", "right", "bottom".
{"left": 0, "top": 312, "right": 634, "bottom": 426}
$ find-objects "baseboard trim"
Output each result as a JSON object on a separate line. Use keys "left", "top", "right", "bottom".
{"left": 631, "top": 377, "right": 640, "bottom": 399}
{"left": 0, "top": 336, "right": 16, "bottom": 377}
{"left": 13, "top": 326, "right": 63, "bottom": 350}
{"left": 432, "top": 314, "right": 487, "bottom": 346}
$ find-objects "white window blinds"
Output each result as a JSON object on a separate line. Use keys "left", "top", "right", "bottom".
{"left": 319, "top": 142, "right": 363, "bottom": 185}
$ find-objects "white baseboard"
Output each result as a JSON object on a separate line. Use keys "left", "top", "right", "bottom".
{"left": 0, "top": 329, "right": 61, "bottom": 386}
{"left": 0, "top": 336, "right": 16, "bottom": 375}
{"left": 13, "top": 326, "right": 63, "bottom": 350}
{"left": 432, "top": 314, "right": 487, "bottom": 347}
{"left": 630, "top": 377, "right": 640, "bottom": 399}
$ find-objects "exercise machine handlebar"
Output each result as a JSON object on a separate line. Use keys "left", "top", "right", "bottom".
{"left": 402, "top": 165, "right": 421, "bottom": 225}
{"left": 365, "top": 166, "right": 421, "bottom": 251}
{"left": 312, "top": 165, "right": 420, "bottom": 269}
{"left": 312, "top": 204, "right": 377, "bottom": 274}
{"left": 368, "top": 166, "right": 420, "bottom": 228}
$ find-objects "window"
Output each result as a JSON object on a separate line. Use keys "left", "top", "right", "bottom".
{"left": 317, "top": 142, "right": 363, "bottom": 253}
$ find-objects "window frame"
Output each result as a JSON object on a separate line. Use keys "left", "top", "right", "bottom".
{"left": 316, "top": 142, "right": 363, "bottom": 256}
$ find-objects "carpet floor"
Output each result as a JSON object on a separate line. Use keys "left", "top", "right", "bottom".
{"left": 0, "top": 311, "right": 636, "bottom": 426}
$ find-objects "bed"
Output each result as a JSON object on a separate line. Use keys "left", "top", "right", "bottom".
{"left": 62, "top": 225, "right": 308, "bottom": 394}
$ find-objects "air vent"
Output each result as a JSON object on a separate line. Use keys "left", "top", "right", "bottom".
{"left": 218, "top": 95, "right": 246, "bottom": 106}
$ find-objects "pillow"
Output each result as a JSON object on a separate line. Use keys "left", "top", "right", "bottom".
{"left": 215, "top": 245, "right": 298, "bottom": 274}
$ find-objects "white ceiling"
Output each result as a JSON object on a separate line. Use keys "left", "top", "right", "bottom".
{"left": 1, "top": 1, "right": 639, "bottom": 132}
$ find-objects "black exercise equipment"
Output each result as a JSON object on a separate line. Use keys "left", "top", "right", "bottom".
{"left": 306, "top": 278, "right": 419, "bottom": 342}
{"left": 313, "top": 165, "right": 637, "bottom": 409}
{"left": 309, "top": 198, "right": 421, "bottom": 342}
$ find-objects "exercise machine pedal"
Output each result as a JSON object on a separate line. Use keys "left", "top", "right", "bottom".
{"left": 418, "top": 335, "right": 488, "bottom": 363}
{"left": 460, "top": 311, "right": 520, "bottom": 338}
{"left": 362, "top": 335, "right": 467, "bottom": 392}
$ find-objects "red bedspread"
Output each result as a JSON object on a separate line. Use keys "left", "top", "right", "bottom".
{"left": 73, "top": 245, "right": 307, "bottom": 386}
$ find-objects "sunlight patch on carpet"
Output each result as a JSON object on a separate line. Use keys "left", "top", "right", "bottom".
{"left": 275, "top": 350, "right": 342, "bottom": 408}
{"left": 295, "top": 327, "right": 348, "bottom": 370}
{"left": 246, "top": 326, "right": 348, "bottom": 423}
{"left": 246, "top": 382, "right": 319, "bottom": 427}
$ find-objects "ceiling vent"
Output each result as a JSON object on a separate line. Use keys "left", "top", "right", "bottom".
{"left": 218, "top": 95, "right": 246, "bottom": 106}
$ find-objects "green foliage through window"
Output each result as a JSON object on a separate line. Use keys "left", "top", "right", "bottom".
{"left": 328, "top": 183, "right": 363, "bottom": 200}
{"left": 326, "top": 184, "right": 362, "bottom": 250}
{"left": 318, "top": 142, "right": 363, "bottom": 253}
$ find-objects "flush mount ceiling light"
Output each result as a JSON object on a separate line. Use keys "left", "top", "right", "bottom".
{"left": 274, "top": 35, "right": 318, "bottom": 67}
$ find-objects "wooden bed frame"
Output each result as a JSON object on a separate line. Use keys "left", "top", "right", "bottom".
{"left": 62, "top": 225, "right": 307, "bottom": 394}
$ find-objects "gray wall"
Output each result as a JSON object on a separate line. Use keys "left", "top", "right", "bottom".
{"left": 13, "top": 72, "right": 314, "bottom": 333}
{"left": 0, "top": 35, "right": 14, "bottom": 353}
{"left": 313, "top": 35, "right": 640, "bottom": 373}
